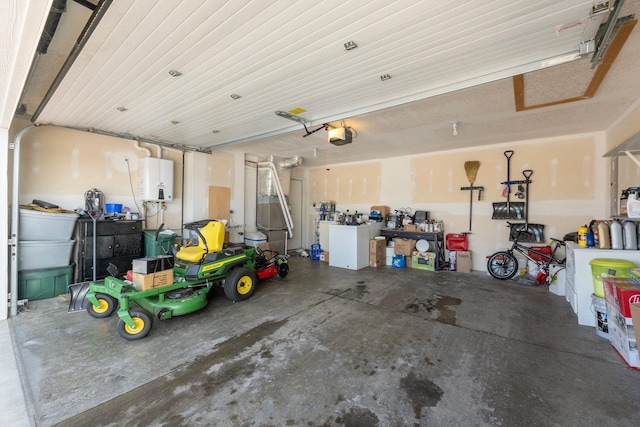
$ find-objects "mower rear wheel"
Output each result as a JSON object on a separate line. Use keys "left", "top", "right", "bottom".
{"left": 117, "top": 309, "right": 153, "bottom": 340}
{"left": 277, "top": 262, "right": 289, "bottom": 279}
{"left": 87, "top": 293, "right": 117, "bottom": 318}
{"left": 224, "top": 267, "right": 257, "bottom": 302}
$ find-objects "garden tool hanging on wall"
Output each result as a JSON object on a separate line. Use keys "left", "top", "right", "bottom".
{"left": 493, "top": 150, "right": 524, "bottom": 220}
{"left": 461, "top": 161, "right": 484, "bottom": 232}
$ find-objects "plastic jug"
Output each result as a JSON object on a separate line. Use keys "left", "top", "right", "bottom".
{"left": 578, "top": 225, "right": 588, "bottom": 247}
{"left": 597, "top": 221, "right": 611, "bottom": 249}
{"left": 610, "top": 220, "right": 623, "bottom": 249}
{"left": 586, "top": 228, "right": 595, "bottom": 247}
{"left": 624, "top": 220, "right": 638, "bottom": 250}
{"left": 627, "top": 190, "right": 640, "bottom": 218}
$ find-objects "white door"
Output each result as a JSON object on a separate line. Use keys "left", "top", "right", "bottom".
{"left": 288, "top": 178, "right": 303, "bottom": 250}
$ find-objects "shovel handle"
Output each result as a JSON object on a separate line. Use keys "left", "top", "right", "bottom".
{"left": 522, "top": 169, "right": 533, "bottom": 179}
{"left": 504, "top": 150, "right": 514, "bottom": 159}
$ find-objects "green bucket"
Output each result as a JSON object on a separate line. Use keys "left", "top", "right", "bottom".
{"left": 143, "top": 229, "right": 177, "bottom": 257}
{"left": 589, "top": 258, "right": 637, "bottom": 298}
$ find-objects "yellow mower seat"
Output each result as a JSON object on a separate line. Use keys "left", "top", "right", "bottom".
{"left": 176, "top": 221, "right": 225, "bottom": 263}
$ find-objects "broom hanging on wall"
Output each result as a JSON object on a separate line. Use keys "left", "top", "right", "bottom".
{"left": 461, "top": 161, "right": 484, "bottom": 232}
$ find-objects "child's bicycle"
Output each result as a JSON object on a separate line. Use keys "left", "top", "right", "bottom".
{"left": 487, "top": 222, "right": 566, "bottom": 284}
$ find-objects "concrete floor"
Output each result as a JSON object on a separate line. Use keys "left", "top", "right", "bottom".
{"left": 5, "top": 256, "right": 640, "bottom": 426}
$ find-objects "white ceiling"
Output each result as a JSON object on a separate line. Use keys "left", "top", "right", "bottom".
{"left": 20, "top": 0, "right": 640, "bottom": 167}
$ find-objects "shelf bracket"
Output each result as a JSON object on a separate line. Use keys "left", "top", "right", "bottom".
{"left": 623, "top": 151, "right": 640, "bottom": 169}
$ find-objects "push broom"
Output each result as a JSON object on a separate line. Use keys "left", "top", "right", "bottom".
{"left": 463, "top": 161, "right": 481, "bottom": 231}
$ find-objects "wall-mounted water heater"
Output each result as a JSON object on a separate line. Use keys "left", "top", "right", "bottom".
{"left": 138, "top": 157, "right": 174, "bottom": 201}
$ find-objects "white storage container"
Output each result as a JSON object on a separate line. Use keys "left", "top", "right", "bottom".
{"left": 244, "top": 231, "right": 267, "bottom": 247}
{"left": 18, "top": 240, "right": 75, "bottom": 270}
{"left": 19, "top": 208, "right": 79, "bottom": 241}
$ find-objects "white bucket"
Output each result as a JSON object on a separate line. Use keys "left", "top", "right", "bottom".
{"left": 516, "top": 257, "right": 527, "bottom": 276}
{"left": 591, "top": 294, "right": 609, "bottom": 340}
{"left": 244, "top": 231, "right": 267, "bottom": 247}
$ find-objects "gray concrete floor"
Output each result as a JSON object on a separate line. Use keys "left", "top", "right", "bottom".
{"left": 5, "top": 256, "right": 640, "bottom": 426}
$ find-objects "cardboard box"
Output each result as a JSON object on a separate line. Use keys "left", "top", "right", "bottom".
{"left": 403, "top": 224, "right": 417, "bottom": 232}
{"left": 370, "top": 205, "right": 390, "bottom": 220}
{"left": 630, "top": 303, "right": 640, "bottom": 345}
{"left": 412, "top": 251, "right": 436, "bottom": 271}
{"left": 257, "top": 242, "right": 274, "bottom": 253}
{"left": 394, "top": 238, "right": 416, "bottom": 256}
{"left": 603, "top": 277, "right": 640, "bottom": 317}
{"left": 369, "top": 239, "right": 386, "bottom": 267}
{"left": 319, "top": 252, "right": 329, "bottom": 263}
{"left": 456, "top": 251, "right": 472, "bottom": 273}
{"left": 606, "top": 301, "right": 639, "bottom": 368}
{"left": 133, "top": 269, "right": 173, "bottom": 291}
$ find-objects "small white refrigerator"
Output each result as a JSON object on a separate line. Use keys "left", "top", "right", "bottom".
{"left": 328, "top": 224, "right": 380, "bottom": 270}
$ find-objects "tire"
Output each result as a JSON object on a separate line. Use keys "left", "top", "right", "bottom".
{"left": 276, "top": 262, "right": 289, "bottom": 279}
{"left": 117, "top": 309, "right": 153, "bottom": 340}
{"left": 487, "top": 251, "right": 518, "bottom": 280}
{"left": 224, "top": 267, "right": 258, "bottom": 302}
{"left": 87, "top": 293, "right": 117, "bottom": 318}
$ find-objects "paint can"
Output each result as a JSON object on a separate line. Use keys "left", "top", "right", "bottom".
{"left": 448, "top": 251, "right": 457, "bottom": 271}
{"left": 591, "top": 294, "right": 609, "bottom": 340}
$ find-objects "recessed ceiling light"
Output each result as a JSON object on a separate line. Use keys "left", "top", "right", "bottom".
{"left": 168, "top": 69, "right": 183, "bottom": 77}
{"left": 380, "top": 74, "right": 391, "bottom": 81}
{"left": 230, "top": 94, "right": 241, "bottom": 99}
{"left": 171, "top": 120, "right": 180, "bottom": 125}
{"left": 212, "top": 130, "right": 220, "bottom": 134}
{"left": 116, "top": 107, "right": 128, "bottom": 112}
{"left": 344, "top": 41, "right": 358, "bottom": 51}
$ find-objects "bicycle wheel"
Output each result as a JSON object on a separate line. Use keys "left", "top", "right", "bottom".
{"left": 487, "top": 251, "right": 518, "bottom": 280}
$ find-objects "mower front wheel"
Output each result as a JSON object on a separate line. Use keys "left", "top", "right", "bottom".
{"left": 117, "top": 309, "right": 153, "bottom": 340}
{"left": 87, "top": 293, "right": 117, "bottom": 318}
{"left": 224, "top": 267, "right": 257, "bottom": 302}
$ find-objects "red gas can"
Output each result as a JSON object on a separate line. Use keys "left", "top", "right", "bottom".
{"left": 446, "top": 234, "right": 468, "bottom": 251}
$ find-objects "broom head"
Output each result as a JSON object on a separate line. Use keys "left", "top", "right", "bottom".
{"left": 464, "top": 161, "right": 480, "bottom": 184}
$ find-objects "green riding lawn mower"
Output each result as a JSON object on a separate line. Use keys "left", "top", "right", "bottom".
{"left": 68, "top": 220, "right": 288, "bottom": 340}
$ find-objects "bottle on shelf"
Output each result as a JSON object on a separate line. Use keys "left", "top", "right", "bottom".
{"left": 586, "top": 227, "right": 595, "bottom": 248}
{"left": 623, "top": 220, "right": 638, "bottom": 250}
{"left": 578, "top": 224, "right": 588, "bottom": 247}
{"left": 597, "top": 220, "right": 611, "bottom": 249}
{"left": 610, "top": 219, "right": 623, "bottom": 250}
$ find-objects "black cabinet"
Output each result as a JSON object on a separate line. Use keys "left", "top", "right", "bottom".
{"left": 73, "top": 219, "right": 143, "bottom": 281}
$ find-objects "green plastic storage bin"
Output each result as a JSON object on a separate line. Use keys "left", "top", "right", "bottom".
{"left": 589, "top": 258, "right": 637, "bottom": 298}
{"left": 143, "top": 229, "right": 177, "bottom": 257}
{"left": 18, "top": 264, "right": 74, "bottom": 301}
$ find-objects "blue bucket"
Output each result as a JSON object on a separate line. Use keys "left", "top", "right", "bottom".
{"left": 105, "top": 203, "right": 122, "bottom": 213}
{"left": 310, "top": 243, "right": 321, "bottom": 260}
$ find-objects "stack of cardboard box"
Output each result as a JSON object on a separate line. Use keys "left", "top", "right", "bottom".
{"left": 603, "top": 277, "right": 640, "bottom": 368}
